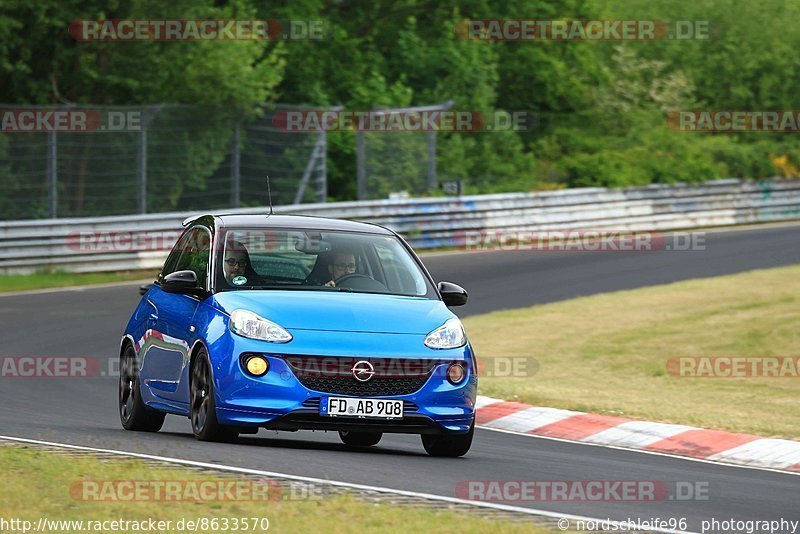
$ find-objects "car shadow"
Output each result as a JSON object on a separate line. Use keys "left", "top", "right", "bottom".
{"left": 156, "top": 430, "right": 428, "bottom": 457}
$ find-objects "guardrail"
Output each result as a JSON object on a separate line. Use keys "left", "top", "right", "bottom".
{"left": 1, "top": 178, "right": 799, "bottom": 274}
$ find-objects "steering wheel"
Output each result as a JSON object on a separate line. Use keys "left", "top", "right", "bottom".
{"left": 334, "top": 273, "right": 388, "bottom": 292}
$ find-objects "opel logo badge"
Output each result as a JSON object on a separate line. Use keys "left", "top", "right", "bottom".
{"left": 351, "top": 360, "right": 375, "bottom": 382}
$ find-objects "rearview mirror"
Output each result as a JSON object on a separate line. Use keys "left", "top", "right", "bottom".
{"left": 438, "top": 281, "right": 468, "bottom": 307}
{"left": 295, "top": 231, "right": 331, "bottom": 254}
{"left": 162, "top": 270, "right": 199, "bottom": 294}
{"left": 139, "top": 283, "right": 153, "bottom": 296}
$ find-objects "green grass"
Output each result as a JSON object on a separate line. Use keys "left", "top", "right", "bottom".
{"left": 0, "top": 270, "right": 158, "bottom": 293}
{"left": 464, "top": 264, "right": 800, "bottom": 439}
{"left": 0, "top": 446, "right": 548, "bottom": 533}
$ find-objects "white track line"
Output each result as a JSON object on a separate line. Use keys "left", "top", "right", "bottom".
{"left": 0, "top": 434, "right": 693, "bottom": 534}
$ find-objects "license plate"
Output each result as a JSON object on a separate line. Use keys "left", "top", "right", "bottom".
{"left": 321, "top": 397, "right": 404, "bottom": 419}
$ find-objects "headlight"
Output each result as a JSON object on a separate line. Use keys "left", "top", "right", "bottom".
{"left": 229, "top": 309, "right": 292, "bottom": 343}
{"left": 424, "top": 318, "right": 467, "bottom": 349}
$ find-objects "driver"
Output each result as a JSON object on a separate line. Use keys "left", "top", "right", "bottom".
{"left": 324, "top": 251, "right": 357, "bottom": 287}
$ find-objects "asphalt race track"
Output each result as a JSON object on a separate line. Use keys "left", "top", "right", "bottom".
{"left": 424, "top": 223, "right": 800, "bottom": 317}
{"left": 1, "top": 223, "right": 800, "bottom": 532}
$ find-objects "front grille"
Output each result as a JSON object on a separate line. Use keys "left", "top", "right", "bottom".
{"left": 284, "top": 355, "right": 440, "bottom": 397}
{"left": 297, "top": 375, "right": 428, "bottom": 396}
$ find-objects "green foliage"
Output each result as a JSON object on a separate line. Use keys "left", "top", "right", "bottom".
{"left": 0, "top": 0, "right": 282, "bottom": 108}
{"left": 0, "top": 0, "right": 283, "bottom": 217}
{"left": 1, "top": 0, "right": 798, "bottom": 214}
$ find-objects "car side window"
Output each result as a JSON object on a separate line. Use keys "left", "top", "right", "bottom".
{"left": 160, "top": 229, "right": 193, "bottom": 282}
{"left": 162, "top": 227, "right": 211, "bottom": 288}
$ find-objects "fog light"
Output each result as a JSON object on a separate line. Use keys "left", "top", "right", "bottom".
{"left": 245, "top": 355, "right": 269, "bottom": 377}
{"left": 447, "top": 363, "right": 466, "bottom": 385}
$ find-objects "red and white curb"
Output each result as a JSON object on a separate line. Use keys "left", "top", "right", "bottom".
{"left": 475, "top": 396, "right": 800, "bottom": 473}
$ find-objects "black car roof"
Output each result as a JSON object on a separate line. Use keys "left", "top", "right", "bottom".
{"left": 201, "top": 214, "right": 394, "bottom": 235}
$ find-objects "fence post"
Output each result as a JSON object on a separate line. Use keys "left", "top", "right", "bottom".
{"left": 231, "top": 121, "right": 241, "bottom": 208}
{"left": 427, "top": 100, "right": 454, "bottom": 192}
{"left": 426, "top": 129, "right": 436, "bottom": 191}
{"left": 316, "top": 130, "right": 327, "bottom": 203}
{"left": 47, "top": 131, "right": 57, "bottom": 218}
{"left": 356, "top": 130, "right": 366, "bottom": 200}
{"left": 137, "top": 108, "right": 148, "bottom": 214}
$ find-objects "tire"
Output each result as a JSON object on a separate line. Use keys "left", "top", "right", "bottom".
{"left": 119, "top": 344, "right": 165, "bottom": 432}
{"left": 338, "top": 430, "right": 383, "bottom": 447}
{"left": 190, "top": 349, "right": 239, "bottom": 442}
{"left": 421, "top": 420, "right": 474, "bottom": 457}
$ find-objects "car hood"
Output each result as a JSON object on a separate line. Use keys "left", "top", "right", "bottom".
{"left": 211, "top": 290, "right": 454, "bottom": 335}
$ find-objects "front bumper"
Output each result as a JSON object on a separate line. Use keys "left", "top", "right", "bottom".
{"left": 211, "top": 332, "right": 477, "bottom": 434}
{"left": 262, "top": 411, "right": 464, "bottom": 435}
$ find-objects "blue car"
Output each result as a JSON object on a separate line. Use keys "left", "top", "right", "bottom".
{"left": 120, "top": 214, "right": 476, "bottom": 456}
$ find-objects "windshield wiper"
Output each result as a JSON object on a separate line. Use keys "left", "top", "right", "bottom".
{"left": 231, "top": 286, "right": 416, "bottom": 296}
{"left": 241, "top": 285, "right": 325, "bottom": 291}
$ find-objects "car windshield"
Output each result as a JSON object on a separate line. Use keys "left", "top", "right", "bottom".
{"left": 216, "top": 228, "right": 434, "bottom": 297}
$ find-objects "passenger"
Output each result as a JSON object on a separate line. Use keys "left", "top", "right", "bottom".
{"left": 223, "top": 240, "right": 250, "bottom": 285}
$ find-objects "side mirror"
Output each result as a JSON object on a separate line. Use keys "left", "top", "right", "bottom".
{"left": 139, "top": 283, "right": 153, "bottom": 296}
{"left": 438, "top": 281, "right": 468, "bottom": 307}
{"left": 162, "top": 270, "right": 199, "bottom": 294}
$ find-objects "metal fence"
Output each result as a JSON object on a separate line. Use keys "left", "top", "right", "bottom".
{"left": 355, "top": 101, "right": 453, "bottom": 200}
{"left": 1, "top": 178, "right": 798, "bottom": 274}
{"left": 0, "top": 104, "right": 328, "bottom": 220}
{"left": 1, "top": 101, "right": 463, "bottom": 217}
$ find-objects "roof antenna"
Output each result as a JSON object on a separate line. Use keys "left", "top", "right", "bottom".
{"left": 266, "top": 175, "right": 273, "bottom": 216}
